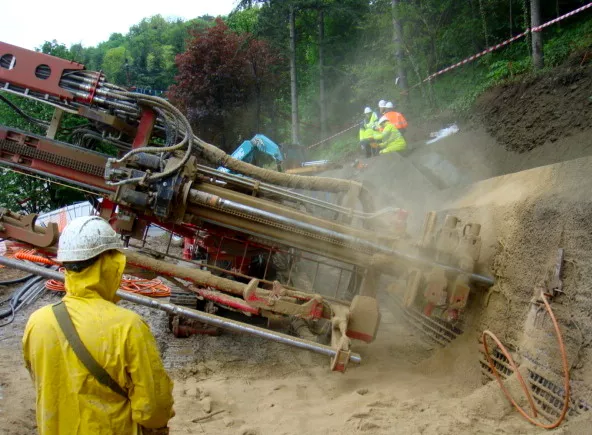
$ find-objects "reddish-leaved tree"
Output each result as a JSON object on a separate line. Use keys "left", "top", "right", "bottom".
{"left": 169, "top": 19, "right": 284, "bottom": 151}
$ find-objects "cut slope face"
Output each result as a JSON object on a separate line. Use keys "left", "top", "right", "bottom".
{"left": 473, "top": 60, "right": 592, "bottom": 153}
{"left": 434, "top": 155, "right": 592, "bottom": 415}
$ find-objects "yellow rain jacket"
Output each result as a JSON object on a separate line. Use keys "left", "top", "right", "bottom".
{"left": 373, "top": 121, "right": 407, "bottom": 153}
{"left": 22, "top": 251, "right": 174, "bottom": 435}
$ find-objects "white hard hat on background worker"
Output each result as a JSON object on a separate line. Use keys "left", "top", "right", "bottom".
{"left": 364, "top": 107, "right": 372, "bottom": 114}
{"left": 23, "top": 215, "right": 175, "bottom": 435}
{"left": 385, "top": 101, "right": 394, "bottom": 109}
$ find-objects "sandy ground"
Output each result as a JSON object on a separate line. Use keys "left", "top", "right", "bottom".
{"left": 0, "top": 279, "right": 589, "bottom": 435}
{"left": 0, "top": 286, "right": 552, "bottom": 434}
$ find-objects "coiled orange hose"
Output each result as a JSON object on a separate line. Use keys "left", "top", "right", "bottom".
{"left": 45, "top": 268, "right": 67, "bottom": 292}
{"left": 120, "top": 276, "right": 171, "bottom": 298}
{"left": 45, "top": 273, "right": 170, "bottom": 298}
{"left": 483, "top": 291, "right": 570, "bottom": 429}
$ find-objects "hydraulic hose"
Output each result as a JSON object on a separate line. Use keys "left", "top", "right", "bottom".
{"left": 106, "top": 92, "right": 194, "bottom": 186}
{"left": 194, "top": 134, "right": 376, "bottom": 214}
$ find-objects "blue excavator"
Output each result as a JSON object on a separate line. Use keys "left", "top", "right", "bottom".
{"left": 218, "top": 134, "right": 285, "bottom": 173}
{"left": 218, "top": 134, "right": 341, "bottom": 175}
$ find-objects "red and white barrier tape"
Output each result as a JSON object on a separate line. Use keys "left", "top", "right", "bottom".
{"left": 422, "top": 30, "right": 530, "bottom": 83}
{"left": 418, "top": 2, "right": 591, "bottom": 85}
{"left": 532, "top": 2, "right": 592, "bottom": 32}
{"left": 306, "top": 123, "right": 359, "bottom": 150}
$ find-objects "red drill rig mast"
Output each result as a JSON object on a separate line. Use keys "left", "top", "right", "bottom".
{"left": 0, "top": 42, "right": 493, "bottom": 371}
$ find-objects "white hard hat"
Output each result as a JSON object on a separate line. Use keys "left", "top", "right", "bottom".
{"left": 378, "top": 115, "right": 389, "bottom": 124}
{"left": 378, "top": 100, "right": 386, "bottom": 108}
{"left": 57, "top": 216, "right": 123, "bottom": 262}
{"left": 386, "top": 101, "right": 394, "bottom": 109}
{"left": 364, "top": 107, "right": 372, "bottom": 114}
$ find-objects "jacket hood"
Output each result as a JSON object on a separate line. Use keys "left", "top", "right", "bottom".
{"left": 64, "top": 250, "right": 126, "bottom": 302}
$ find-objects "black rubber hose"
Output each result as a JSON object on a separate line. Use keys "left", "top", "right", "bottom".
{"left": 13, "top": 280, "right": 47, "bottom": 311}
{"left": 0, "top": 276, "right": 43, "bottom": 319}
{"left": 0, "top": 274, "right": 35, "bottom": 286}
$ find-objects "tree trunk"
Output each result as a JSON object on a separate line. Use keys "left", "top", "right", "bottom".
{"left": 478, "top": 0, "right": 490, "bottom": 48}
{"left": 289, "top": 5, "right": 300, "bottom": 144}
{"left": 391, "top": 0, "right": 408, "bottom": 100}
{"left": 318, "top": 9, "right": 328, "bottom": 140}
{"left": 530, "top": 0, "right": 544, "bottom": 69}
{"left": 509, "top": 0, "right": 513, "bottom": 37}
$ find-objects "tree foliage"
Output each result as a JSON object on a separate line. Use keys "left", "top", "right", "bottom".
{"left": 168, "top": 19, "right": 285, "bottom": 151}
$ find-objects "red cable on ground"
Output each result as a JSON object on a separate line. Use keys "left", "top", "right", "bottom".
{"left": 44, "top": 272, "right": 170, "bottom": 298}
{"left": 45, "top": 268, "right": 66, "bottom": 292}
{"left": 120, "top": 276, "right": 171, "bottom": 298}
{"left": 482, "top": 291, "right": 570, "bottom": 429}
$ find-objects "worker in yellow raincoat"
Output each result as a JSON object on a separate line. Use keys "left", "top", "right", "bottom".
{"left": 22, "top": 216, "right": 174, "bottom": 435}
{"left": 373, "top": 115, "right": 407, "bottom": 154}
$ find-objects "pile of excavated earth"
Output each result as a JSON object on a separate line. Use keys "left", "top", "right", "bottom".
{"left": 0, "top": 57, "right": 591, "bottom": 434}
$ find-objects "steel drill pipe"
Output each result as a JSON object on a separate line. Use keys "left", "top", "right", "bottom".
{"left": 0, "top": 256, "right": 361, "bottom": 365}
{"left": 188, "top": 190, "right": 495, "bottom": 286}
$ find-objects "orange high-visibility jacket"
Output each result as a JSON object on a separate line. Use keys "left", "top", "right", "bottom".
{"left": 385, "top": 111, "right": 408, "bottom": 130}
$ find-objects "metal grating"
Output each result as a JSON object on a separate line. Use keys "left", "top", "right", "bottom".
{"left": 477, "top": 342, "right": 590, "bottom": 422}
{"left": 390, "top": 294, "right": 462, "bottom": 346}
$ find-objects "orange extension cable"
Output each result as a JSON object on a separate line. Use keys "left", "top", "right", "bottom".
{"left": 45, "top": 268, "right": 67, "bottom": 292}
{"left": 482, "top": 291, "right": 570, "bottom": 429}
{"left": 45, "top": 272, "right": 170, "bottom": 298}
{"left": 6, "top": 249, "right": 170, "bottom": 298}
{"left": 120, "top": 276, "right": 171, "bottom": 298}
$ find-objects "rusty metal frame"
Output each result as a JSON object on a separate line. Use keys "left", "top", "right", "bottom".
{"left": 0, "top": 208, "right": 58, "bottom": 247}
{"left": 0, "top": 42, "right": 84, "bottom": 100}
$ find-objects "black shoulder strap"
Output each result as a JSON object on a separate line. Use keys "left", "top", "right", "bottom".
{"left": 52, "top": 301, "right": 128, "bottom": 399}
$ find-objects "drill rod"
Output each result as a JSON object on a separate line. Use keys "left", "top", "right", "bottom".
{"left": 0, "top": 256, "right": 361, "bottom": 364}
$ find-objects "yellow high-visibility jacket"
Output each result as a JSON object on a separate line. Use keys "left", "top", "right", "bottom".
{"left": 374, "top": 122, "right": 407, "bottom": 153}
{"left": 359, "top": 112, "right": 378, "bottom": 140}
{"left": 22, "top": 251, "right": 174, "bottom": 435}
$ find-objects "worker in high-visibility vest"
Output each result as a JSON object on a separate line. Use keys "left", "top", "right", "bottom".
{"left": 359, "top": 107, "right": 379, "bottom": 158}
{"left": 373, "top": 115, "right": 407, "bottom": 154}
{"left": 385, "top": 101, "right": 408, "bottom": 136}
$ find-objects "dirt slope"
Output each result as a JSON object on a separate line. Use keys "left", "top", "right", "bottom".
{"left": 473, "top": 56, "right": 592, "bottom": 153}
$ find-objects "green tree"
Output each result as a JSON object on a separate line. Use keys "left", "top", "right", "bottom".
{"left": 103, "top": 46, "right": 129, "bottom": 84}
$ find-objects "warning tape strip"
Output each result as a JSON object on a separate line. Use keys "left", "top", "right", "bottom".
{"left": 422, "top": 30, "right": 531, "bottom": 83}
{"left": 532, "top": 2, "right": 592, "bottom": 32}
{"left": 417, "top": 2, "right": 592, "bottom": 86}
{"left": 305, "top": 3, "right": 591, "bottom": 149}
{"left": 306, "top": 123, "right": 359, "bottom": 150}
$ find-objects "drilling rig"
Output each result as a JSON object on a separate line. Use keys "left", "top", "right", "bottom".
{"left": 0, "top": 42, "right": 494, "bottom": 371}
